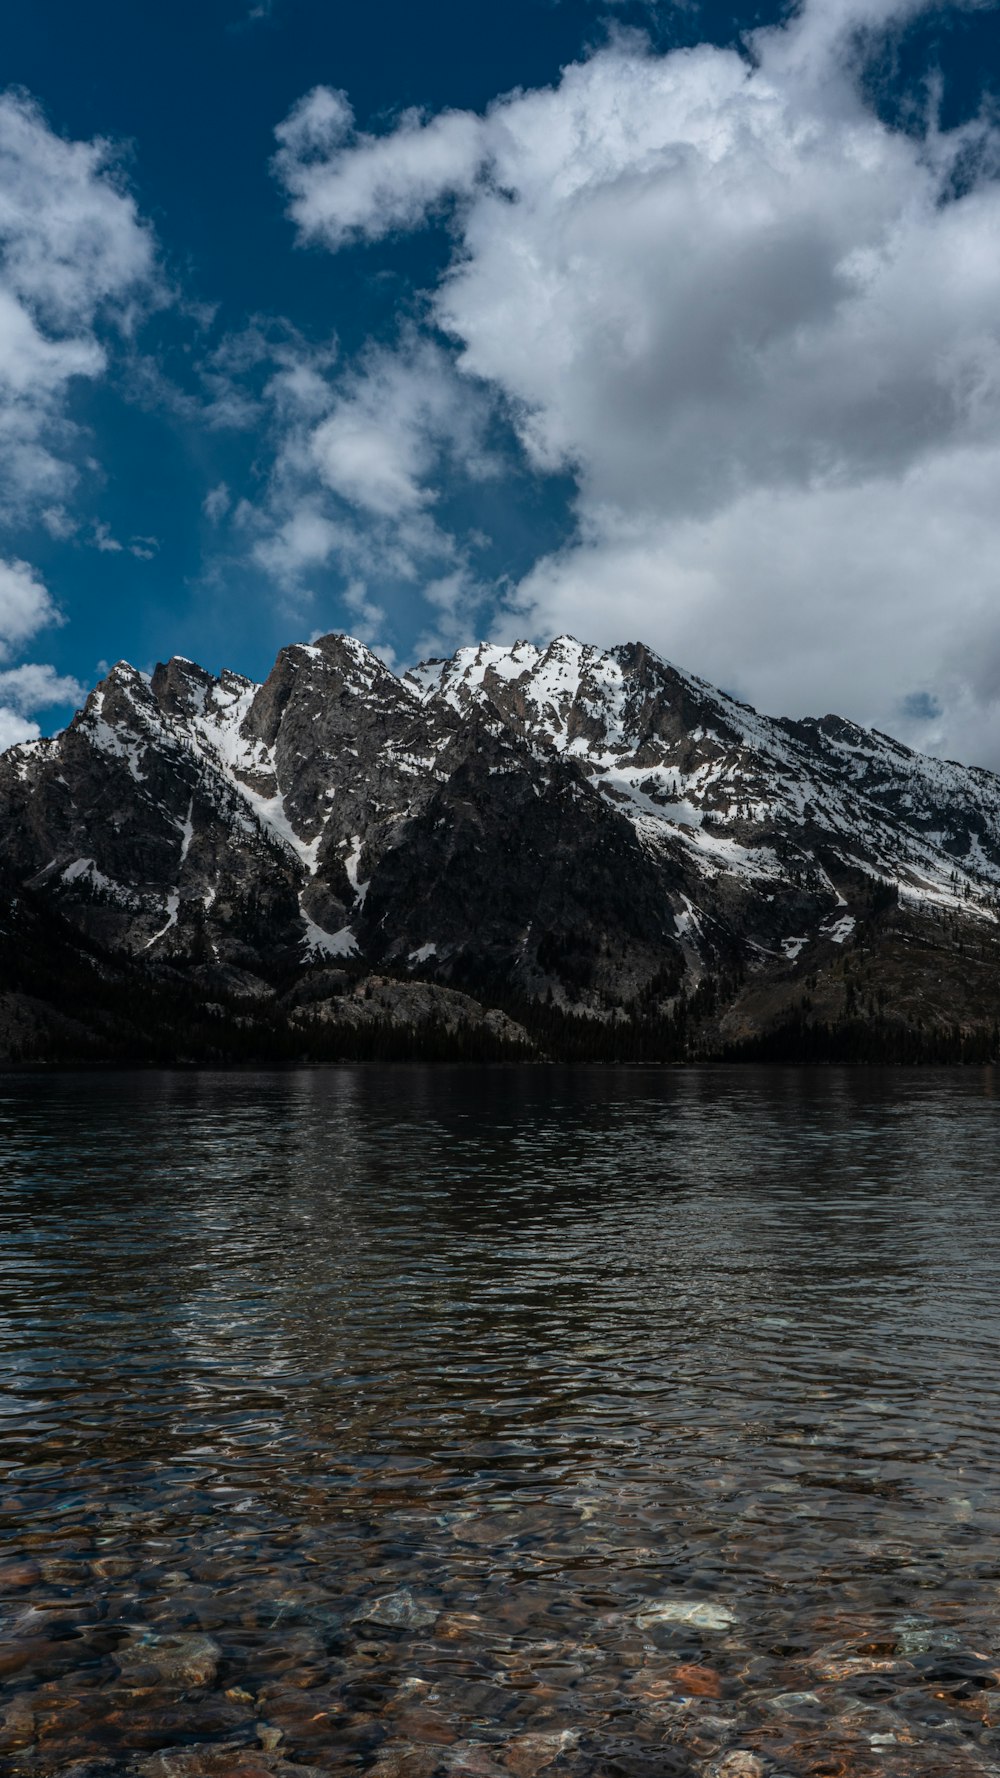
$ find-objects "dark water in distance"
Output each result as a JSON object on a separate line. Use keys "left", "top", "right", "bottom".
{"left": 2, "top": 1067, "right": 1000, "bottom": 1778}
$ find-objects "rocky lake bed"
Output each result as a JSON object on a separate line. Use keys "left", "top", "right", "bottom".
{"left": 2, "top": 1065, "right": 999, "bottom": 1778}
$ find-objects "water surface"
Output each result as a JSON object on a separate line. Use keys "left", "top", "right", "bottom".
{"left": 1, "top": 1066, "right": 999, "bottom": 1777}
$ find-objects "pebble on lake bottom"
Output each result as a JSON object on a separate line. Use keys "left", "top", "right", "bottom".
{"left": 351, "top": 1590, "right": 441, "bottom": 1631}
{"left": 708, "top": 1756, "right": 765, "bottom": 1778}
{"left": 635, "top": 1601, "right": 738, "bottom": 1632}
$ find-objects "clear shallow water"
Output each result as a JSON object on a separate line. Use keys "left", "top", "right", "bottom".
{"left": 1, "top": 1066, "right": 1000, "bottom": 1778}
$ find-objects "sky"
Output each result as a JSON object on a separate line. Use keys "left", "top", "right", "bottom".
{"left": 1, "top": 0, "right": 999, "bottom": 765}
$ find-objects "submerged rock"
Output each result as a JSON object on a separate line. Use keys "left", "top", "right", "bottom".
{"left": 635, "top": 1600, "right": 737, "bottom": 1632}
{"left": 670, "top": 1663, "right": 723, "bottom": 1697}
{"left": 351, "top": 1587, "right": 439, "bottom": 1630}
{"left": 709, "top": 1756, "right": 765, "bottom": 1778}
{"left": 894, "top": 1621, "right": 963, "bottom": 1657}
{"left": 46, "top": 1764, "right": 135, "bottom": 1778}
{"left": 114, "top": 1631, "right": 221, "bottom": 1688}
{"left": 445, "top": 1743, "right": 512, "bottom": 1778}
{"left": 502, "top": 1729, "right": 579, "bottom": 1777}
{"left": 0, "top": 1689, "right": 35, "bottom": 1752}
{"left": 0, "top": 1558, "right": 41, "bottom": 1590}
{"left": 370, "top": 1744, "right": 445, "bottom": 1778}
{"left": 584, "top": 1734, "right": 698, "bottom": 1777}
{"left": 762, "top": 1690, "right": 823, "bottom": 1714}
{"left": 138, "top": 1745, "right": 328, "bottom": 1778}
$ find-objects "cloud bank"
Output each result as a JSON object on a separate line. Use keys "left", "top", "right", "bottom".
{"left": 0, "top": 90, "right": 158, "bottom": 523}
{"left": 275, "top": 0, "right": 1000, "bottom": 766}
{"left": 0, "top": 557, "right": 82, "bottom": 747}
{"left": 228, "top": 319, "right": 498, "bottom": 659}
{"left": 0, "top": 91, "right": 157, "bottom": 750}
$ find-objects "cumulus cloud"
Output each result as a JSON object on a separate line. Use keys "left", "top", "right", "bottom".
{"left": 92, "top": 520, "right": 123, "bottom": 553}
{"left": 90, "top": 520, "right": 157, "bottom": 558}
{"left": 0, "top": 710, "right": 39, "bottom": 750}
{"left": 248, "top": 332, "right": 497, "bottom": 594}
{"left": 203, "top": 482, "right": 231, "bottom": 523}
{"left": 274, "top": 0, "right": 1000, "bottom": 766}
{"left": 235, "top": 0, "right": 277, "bottom": 25}
{"left": 0, "top": 557, "right": 61, "bottom": 660}
{"left": 308, "top": 340, "right": 494, "bottom": 517}
{"left": 412, "top": 566, "right": 494, "bottom": 662}
{"left": 0, "top": 89, "right": 158, "bottom": 521}
{"left": 0, "top": 661, "right": 85, "bottom": 713}
{"left": 339, "top": 580, "right": 396, "bottom": 665}
{"left": 0, "top": 94, "right": 164, "bottom": 751}
{"left": 275, "top": 89, "right": 483, "bottom": 248}
{"left": 0, "top": 559, "right": 80, "bottom": 753}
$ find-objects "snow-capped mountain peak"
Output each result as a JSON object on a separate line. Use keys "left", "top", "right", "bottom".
{"left": 3, "top": 630, "right": 1000, "bottom": 1050}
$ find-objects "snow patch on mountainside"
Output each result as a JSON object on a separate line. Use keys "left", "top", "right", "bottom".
{"left": 301, "top": 913, "right": 358, "bottom": 958}
{"left": 60, "top": 857, "right": 145, "bottom": 908}
{"left": 8, "top": 629, "right": 1000, "bottom": 1001}
{"left": 144, "top": 890, "right": 180, "bottom": 949}
{"left": 414, "top": 634, "right": 1000, "bottom": 919}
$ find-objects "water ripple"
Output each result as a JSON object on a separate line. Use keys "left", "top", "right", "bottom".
{"left": 1, "top": 1066, "right": 999, "bottom": 1776}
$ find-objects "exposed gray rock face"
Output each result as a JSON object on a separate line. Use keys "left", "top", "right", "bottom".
{"left": 3, "top": 628, "right": 1000, "bottom": 1056}
{"left": 0, "top": 633, "right": 691, "bottom": 1007}
{"left": 288, "top": 975, "right": 532, "bottom": 1050}
{"left": 355, "top": 715, "right": 684, "bottom": 1007}
{"left": 0, "top": 659, "right": 303, "bottom": 966}
{"left": 409, "top": 634, "right": 1000, "bottom": 921}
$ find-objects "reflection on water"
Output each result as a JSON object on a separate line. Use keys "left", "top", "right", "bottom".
{"left": 1, "top": 1066, "right": 1000, "bottom": 1777}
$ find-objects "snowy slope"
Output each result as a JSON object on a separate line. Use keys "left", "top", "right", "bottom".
{"left": 410, "top": 635, "right": 1000, "bottom": 930}
{"left": 3, "top": 629, "right": 1000, "bottom": 1010}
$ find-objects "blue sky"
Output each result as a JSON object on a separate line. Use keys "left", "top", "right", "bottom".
{"left": 1, "top": 0, "right": 1000, "bottom": 763}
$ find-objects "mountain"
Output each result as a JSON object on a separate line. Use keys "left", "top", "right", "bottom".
{"left": 1, "top": 631, "right": 999, "bottom": 1064}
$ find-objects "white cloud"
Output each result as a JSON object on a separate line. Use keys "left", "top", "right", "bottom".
{"left": 308, "top": 340, "right": 493, "bottom": 517}
{"left": 503, "top": 448, "right": 1000, "bottom": 753}
{"left": 0, "top": 93, "right": 163, "bottom": 744}
{"left": 275, "top": 90, "right": 483, "bottom": 248}
{"left": 252, "top": 501, "right": 349, "bottom": 582}
{"left": 0, "top": 90, "right": 158, "bottom": 520}
{"left": 311, "top": 406, "right": 428, "bottom": 516}
{"left": 412, "top": 566, "right": 493, "bottom": 662}
{"left": 248, "top": 334, "right": 495, "bottom": 592}
{"left": 0, "top": 661, "right": 85, "bottom": 713}
{"left": 0, "top": 709, "right": 39, "bottom": 751}
{"left": 203, "top": 481, "right": 231, "bottom": 523}
{"left": 40, "top": 505, "right": 77, "bottom": 540}
{"left": 93, "top": 520, "right": 123, "bottom": 553}
{"left": 0, "top": 557, "right": 61, "bottom": 660}
{"left": 0, "top": 569, "right": 80, "bottom": 751}
{"left": 0, "top": 92, "right": 156, "bottom": 327}
{"left": 274, "top": 87, "right": 354, "bottom": 164}
{"left": 341, "top": 580, "right": 396, "bottom": 665}
{"left": 274, "top": 0, "right": 1000, "bottom": 766}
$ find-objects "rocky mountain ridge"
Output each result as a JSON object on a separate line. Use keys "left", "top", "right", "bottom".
{"left": 1, "top": 631, "right": 999, "bottom": 1063}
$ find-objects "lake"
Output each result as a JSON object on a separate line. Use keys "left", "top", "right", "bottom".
{"left": 1, "top": 1066, "right": 999, "bottom": 1778}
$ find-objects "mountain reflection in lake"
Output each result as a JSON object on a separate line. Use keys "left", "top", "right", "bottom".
{"left": 1, "top": 1065, "right": 1000, "bottom": 1778}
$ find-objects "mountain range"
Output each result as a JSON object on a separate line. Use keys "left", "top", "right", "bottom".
{"left": 1, "top": 631, "right": 998, "bottom": 1064}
